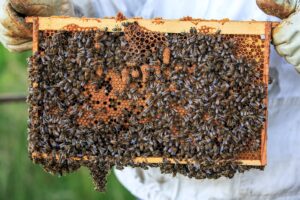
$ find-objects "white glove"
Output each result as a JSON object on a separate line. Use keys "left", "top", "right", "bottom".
{"left": 0, "top": 0, "right": 76, "bottom": 52}
{"left": 257, "top": 0, "right": 300, "bottom": 73}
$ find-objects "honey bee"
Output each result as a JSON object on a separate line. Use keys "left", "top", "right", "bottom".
{"left": 112, "top": 25, "right": 122, "bottom": 32}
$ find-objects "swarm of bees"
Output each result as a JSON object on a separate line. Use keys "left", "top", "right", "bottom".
{"left": 27, "top": 22, "right": 266, "bottom": 192}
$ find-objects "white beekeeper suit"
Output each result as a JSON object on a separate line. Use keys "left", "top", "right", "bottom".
{"left": 1, "top": 0, "right": 300, "bottom": 199}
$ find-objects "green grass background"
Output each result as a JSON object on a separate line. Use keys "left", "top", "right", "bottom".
{"left": 0, "top": 44, "right": 134, "bottom": 200}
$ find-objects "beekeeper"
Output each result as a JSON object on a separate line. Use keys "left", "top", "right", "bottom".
{"left": 1, "top": 0, "right": 299, "bottom": 199}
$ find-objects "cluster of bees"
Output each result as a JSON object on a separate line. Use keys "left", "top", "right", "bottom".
{"left": 27, "top": 22, "right": 266, "bottom": 191}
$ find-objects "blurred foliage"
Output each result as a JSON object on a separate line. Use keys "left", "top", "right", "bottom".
{"left": 0, "top": 44, "right": 134, "bottom": 200}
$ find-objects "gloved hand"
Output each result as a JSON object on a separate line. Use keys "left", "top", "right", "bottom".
{"left": 0, "top": 0, "right": 76, "bottom": 52}
{"left": 257, "top": 0, "right": 300, "bottom": 72}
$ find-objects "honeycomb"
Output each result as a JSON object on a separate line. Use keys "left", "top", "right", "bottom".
{"left": 124, "top": 22, "right": 167, "bottom": 59}
{"left": 26, "top": 17, "right": 271, "bottom": 191}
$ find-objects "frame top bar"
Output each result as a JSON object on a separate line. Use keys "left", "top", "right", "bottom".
{"left": 26, "top": 16, "right": 270, "bottom": 35}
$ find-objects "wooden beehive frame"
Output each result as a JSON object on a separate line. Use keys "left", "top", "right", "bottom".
{"left": 26, "top": 16, "right": 273, "bottom": 166}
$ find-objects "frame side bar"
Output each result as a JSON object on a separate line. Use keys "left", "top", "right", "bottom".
{"left": 26, "top": 17, "right": 40, "bottom": 52}
{"left": 261, "top": 22, "right": 272, "bottom": 166}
